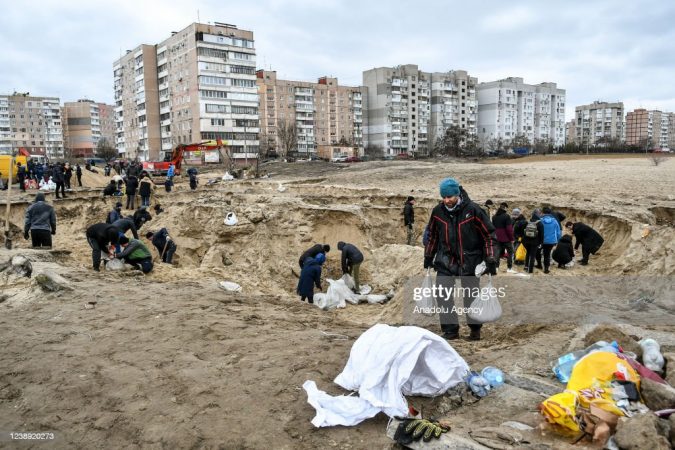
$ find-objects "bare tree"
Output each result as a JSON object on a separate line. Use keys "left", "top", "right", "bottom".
{"left": 650, "top": 153, "right": 668, "bottom": 166}
{"left": 510, "top": 133, "right": 531, "bottom": 150}
{"left": 96, "top": 138, "right": 118, "bottom": 161}
{"left": 276, "top": 120, "right": 297, "bottom": 159}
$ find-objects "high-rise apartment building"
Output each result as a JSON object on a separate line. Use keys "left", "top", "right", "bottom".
{"left": 574, "top": 101, "right": 624, "bottom": 147}
{"left": 0, "top": 96, "right": 10, "bottom": 154}
{"left": 565, "top": 120, "right": 576, "bottom": 145}
{"left": 625, "top": 108, "right": 672, "bottom": 149}
{"left": 1, "top": 93, "right": 63, "bottom": 158}
{"left": 477, "top": 78, "right": 566, "bottom": 147}
{"left": 363, "top": 65, "right": 432, "bottom": 155}
{"left": 62, "top": 99, "right": 115, "bottom": 157}
{"left": 429, "top": 70, "right": 478, "bottom": 145}
{"left": 256, "top": 70, "right": 366, "bottom": 159}
{"left": 114, "top": 22, "right": 259, "bottom": 162}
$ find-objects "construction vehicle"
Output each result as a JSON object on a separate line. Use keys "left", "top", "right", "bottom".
{"left": 142, "top": 140, "right": 225, "bottom": 176}
{"left": 0, "top": 155, "right": 29, "bottom": 185}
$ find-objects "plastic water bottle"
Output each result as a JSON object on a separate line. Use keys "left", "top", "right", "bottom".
{"left": 640, "top": 339, "right": 664, "bottom": 372}
{"left": 481, "top": 367, "right": 504, "bottom": 388}
{"left": 552, "top": 341, "right": 620, "bottom": 383}
{"left": 467, "top": 372, "right": 491, "bottom": 397}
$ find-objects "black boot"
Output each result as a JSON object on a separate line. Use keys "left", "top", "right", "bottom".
{"left": 468, "top": 329, "right": 481, "bottom": 341}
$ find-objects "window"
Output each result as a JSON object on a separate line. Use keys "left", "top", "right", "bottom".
{"left": 229, "top": 65, "right": 256, "bottom": 75}
{"left": 231, "top": 52, "right": 253, "bottom": 61}
{"left": 231, "top": 78, "right": 256, "bottom": 88}
{"left": 197, "top": 47, "right": 228, "bottom": 59}
{"left": 205, "top": 103, "right": 228, "bottom": 113}
{"left": 211, "top": 118, "right": 226, "bottom": 126}
{"left": 199, "top": 75, "right": 227, "bottom": 86}
{"left": 231, "top": 105, "right": 258, "bottom": 115}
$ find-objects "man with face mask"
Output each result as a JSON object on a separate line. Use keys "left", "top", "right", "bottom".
{"left": 424, "top": 178, "right": 498, "bottom": 341}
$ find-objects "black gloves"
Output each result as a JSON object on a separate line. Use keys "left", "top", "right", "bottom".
{"left": 394, "top": 418, "right": 450, "bottom": 444}
{"left": 424, "top": 256, "right": 433, "bottom": 269}
{"left": 485, "top": 256, "right": 497, "bottom": 275}
{"left": 51, "top": 228, "right": 56, "bottom": 235}
{"left": 24, "top": 232, "right": 29, "bottom": 240}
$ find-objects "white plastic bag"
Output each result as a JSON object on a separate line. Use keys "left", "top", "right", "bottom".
{"left": 222, "top": 172, "right": 234, "bottom": 181}
{"left": 341, "top": 274, "right": 355, "bottom": 290}
{"left": 219, "top": 281, "right": 242, "bottom": 292}
{"left": 105, "top": 258, "right": 127, "bottom": 271}
{"left": 468, "top": 275, "right": 502, "bottom": 323}
{"left": 224, "top": 212, "right": 238, "bottom": 226}
{"left": 417, "top": 269, "right": 436, "bottom": 315}
{"left": 366, "top": 294, "right": 388, "bottom": 304}
{"left": 358, "top": 284, "right": 372, "bottom": 295}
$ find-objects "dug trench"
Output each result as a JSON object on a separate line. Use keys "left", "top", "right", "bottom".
{"left": 0, "top": 169, "right": 673, "bottom": 449}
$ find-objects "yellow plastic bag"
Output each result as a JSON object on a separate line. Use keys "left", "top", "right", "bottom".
{"left": 515, "top": 240, "right": 526, "bottom": 262}
{"left": 576, "top": 381, "right": 625, "bottom": 417}
{"left": 540, "top": 391, "right": 580, "bottom": 432}
{"left": 567, "top": 352, "right": 639, "bottom": 392}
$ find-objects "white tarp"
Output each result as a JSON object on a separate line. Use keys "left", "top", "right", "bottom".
{"left": 304, "top": 324, "right": 470, "bottom": 427}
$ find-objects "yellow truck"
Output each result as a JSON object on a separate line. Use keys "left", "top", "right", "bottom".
{"left": 0, "top": 155, "right": 29, "bottom": 185}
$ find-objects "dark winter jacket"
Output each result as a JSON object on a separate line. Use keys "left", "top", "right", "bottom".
{"left": 521, "top": 220, "right": 544, "bottom": 247}
{"left": 107, "top": 208, "right": 122, "bottom": 224}
{"left": 513, "top": 215, "right": 528, "bottom": 241}
{"left": 424, "top": 188, "right": 498, "bottom": 276}
{"left": 552, "top": 210, "right": 566, "bottom": 228}
{"left": 132, "top": 209, "right": 152, "bottom": 230}
{"left": 125, "top": 176, "right": 139, "bottom": 195}
{"left": 112, "top": 217, "right": 139, "bottom": 239}
{"left": 299, "top": 244, "right": 326, "bottom": 268}
{"left": 51, "top": 166, "right": 64, "bottom": 183}
{"left": 76, "top": 165, "right": 82, "bottom": 176}
{"left": 64, "top": 166, "right": 72, "bottom": 180}
{"left": 571, "top": 222, "right": 604, "bottom": 252}
{"left": 541, "top": 214, "right": 562, "bottom": 245}
{"left": 139, "top": 177, "right": 154, "bottom": 197}
{"left": 24, "top": 193, "right": 56, "bottom": 234}
{"left": 403, "top": 201, "right": 414, "bottom": 226}
{"left": 86, "top": 223, "right": 121, "bottom": 248}
{"left": 296, "top": 256, "right": 323, "bottom": 297}
{"left": 337, "top": 241, "right": 364, "bottom": 273}
{"left": 552, "top": 235, "right": 575, "bottom": 265}
{"left": 492, "top": 208, "right": 514, "bottom": 243}
{"left": 103, "top": 182, "right": 117, "bottom": 196}
{"left": 151, "top": 228, "right": 171, "bottom": 254}
{"left": 17, "top": 165, "right": 27, "bottom": 180}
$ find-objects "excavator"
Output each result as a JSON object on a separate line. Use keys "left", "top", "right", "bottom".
{"left": 142, "top": 140, "right": 226, "bottom": 176}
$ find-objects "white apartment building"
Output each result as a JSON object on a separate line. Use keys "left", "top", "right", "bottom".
{"left": 574, "top": 101, "right": 624, "bottom": 147}
{"left": 0, "top": 96, "right": 10, "bottom": 154}
{"left": 477, "top": 77, "right": 566, "bottom": 147}
{"left": 429, "top": 70, "right": 477, "bottom": 144}
{"left": 114, "top": 22, "right": 259, "bottom": 161}
{"left": 2, "top": 93, "right": 63, "bottom": 158}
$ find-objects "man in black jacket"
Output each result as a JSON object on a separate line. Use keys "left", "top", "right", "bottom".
{"left": 86, "top": 223, "right": 121, "bottom": 271}
{"left": 76, "top": 164, "right": 83, "bottom": 187}
{"left": 112, "top": 217, "right": 139, "bottom": 239}
{"left": 424, "top": 178, "right": 498, "bottom": 341}
{"left": 125, "top": 175, "right": 139, "bottom": 210}
{"left": 403, "top": 196, "right": 415, "bottom": 245}
{"left": 337, "top": 241, "right": 364, "bottom": 292}
{"left": 566, "top": 221, "right": 604, "bottom": 266}
{"left": 298, "top": 243, "right": 330, "bottom": 269}
{"left": 24, "top": 193, "right": 57, "bottom": 248}
{"left": 17, "top": 162, "right": 27, "bottom": 192}
{"left": 52, "top": 163, "right": 66, "bottom": 198}
{"left": 107, "top": 202, "right": 123, "bottom": 224}
{"left": 552, "top": 235, "right": 575, "bottom": 268}
{"left": 132, "top": 206, "right": 152, "bottom": 230}
{"left": 146, "top": 228, "right": 177, "bottom": 264}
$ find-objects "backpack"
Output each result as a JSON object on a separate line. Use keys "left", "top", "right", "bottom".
{"left": 525, "top": 220, "right": 540, "bottom": 239}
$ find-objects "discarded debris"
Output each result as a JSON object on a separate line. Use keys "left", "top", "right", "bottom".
{"left": 218, "top": 281, "right": 242, "bottom": 292}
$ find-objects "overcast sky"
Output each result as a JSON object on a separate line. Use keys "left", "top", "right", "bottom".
{"left": 1, "top": 0, "right": 674, "bottom": 120}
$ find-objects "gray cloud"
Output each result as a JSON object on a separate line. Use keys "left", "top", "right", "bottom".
{"left": 1, "top": 0, "right": 674, "bottom": 120}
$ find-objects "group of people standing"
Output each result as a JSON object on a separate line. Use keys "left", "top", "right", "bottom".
{"left": 15, "top": 160, "right": 82, "bottom": 197}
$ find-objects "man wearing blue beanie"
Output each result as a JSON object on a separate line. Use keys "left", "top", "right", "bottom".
{"left": 423, "top": 178, "right": 498, "bottom": 341}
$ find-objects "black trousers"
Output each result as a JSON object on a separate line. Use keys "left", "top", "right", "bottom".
{"left": 126, "top": 194, "right": 136, "bottom": 210}
{"left": 18, "top": 176, "right": 26, "bottom": 191}
{"left": 64, "top": 177, "right": 71, "bottom": 189}
{"left": 300, "top": 294, "right": 314, "bottom": 304}
{"left": 524, "top": 244, "right": 540, "bottom": 273}
{"left": 542, "top": 244, "right": 555, "bottom": 270}
{"left": 55, "top": 182, "right": 66, "bottom": 198}
{"left": 496, "top": 241, "right": 514, "bottom": 269}
{"left": 31, "top": 229, "right": 52, "bottom": 248}
{"left": 87, "top": 237, "right": 104, "bottom": 270}
{"left": 436, "top": 272, "right": 482, "bottom": 334}
{"left": 77, "top": 174, "right": 82, "bottom": 187}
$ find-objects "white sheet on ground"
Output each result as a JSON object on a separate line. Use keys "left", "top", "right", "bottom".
{"left": 304, "top": 324, "right": 470, "bottom": 427}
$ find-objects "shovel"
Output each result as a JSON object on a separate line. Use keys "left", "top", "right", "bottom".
{"left": 3, "top": 156, "right": 14, "bottom": 249}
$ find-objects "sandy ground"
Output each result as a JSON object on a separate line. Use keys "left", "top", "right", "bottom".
{"left": 0, "top": 156, "right": 674, "bottom": 449}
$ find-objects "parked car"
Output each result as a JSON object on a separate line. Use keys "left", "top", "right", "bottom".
{"left": 331, "top": 155, "right": 348, "bottom": 162}
{"left": 344, "top": 156, "right": 362, "bottom": 163}
{"left": 383, "top": 155, "right": 395, "bottom": 161}
{"left": 395, "top": 153, "right": 411, "bottom": 159}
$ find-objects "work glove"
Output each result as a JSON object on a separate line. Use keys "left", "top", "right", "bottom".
{"left": 485, "top": 256, "right": 497, "bottom": 275}
{"left": 395, "top": 418, "right": 450, "bottom": 444}
{"left": 24, "top": 232, "right": 29, "bottom": 240}
{"left": 424, "top": 256, "right": 433, "bottom": 269}
{"left": 51, "top": 228, "right": 56, "bottom": 235}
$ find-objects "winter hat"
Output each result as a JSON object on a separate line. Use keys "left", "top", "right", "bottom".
{"left": 565, "top": 221, "right": 573, "bottom": 229}
{"left": 439, "top": 178, "right": 460, "bottom": 198}
{"left": 35, "top": 193, "right": 46, "bottom": 202}
{"left": 542, "top": 206, "right": 552, "bottom": 214}
{"left": 115, "top": 202, "right": 123, "bottom": 208}
{"left": 119, "top": 235, "right": 129, "bottom": 245}
{"left": 407, "top": 196, "right": 415, "bottom": 202}
{"left": 322, "top": 244, "right": 331, "bottom": 253}
{"left": 337, "top": 241, "right": 345, "bottom": 250}
{"left": 315, "top": 253, "right": 326, "bottom": 264}
{"left": 511, "top": 208, "right": 521, "bottom": 217}
{"left": 500, "top": 202, "right": 508, "bottom": 209}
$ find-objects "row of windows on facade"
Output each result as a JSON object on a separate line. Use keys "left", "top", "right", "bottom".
{"left": 197, "top": 47, "right": 255, "bottom": 61}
